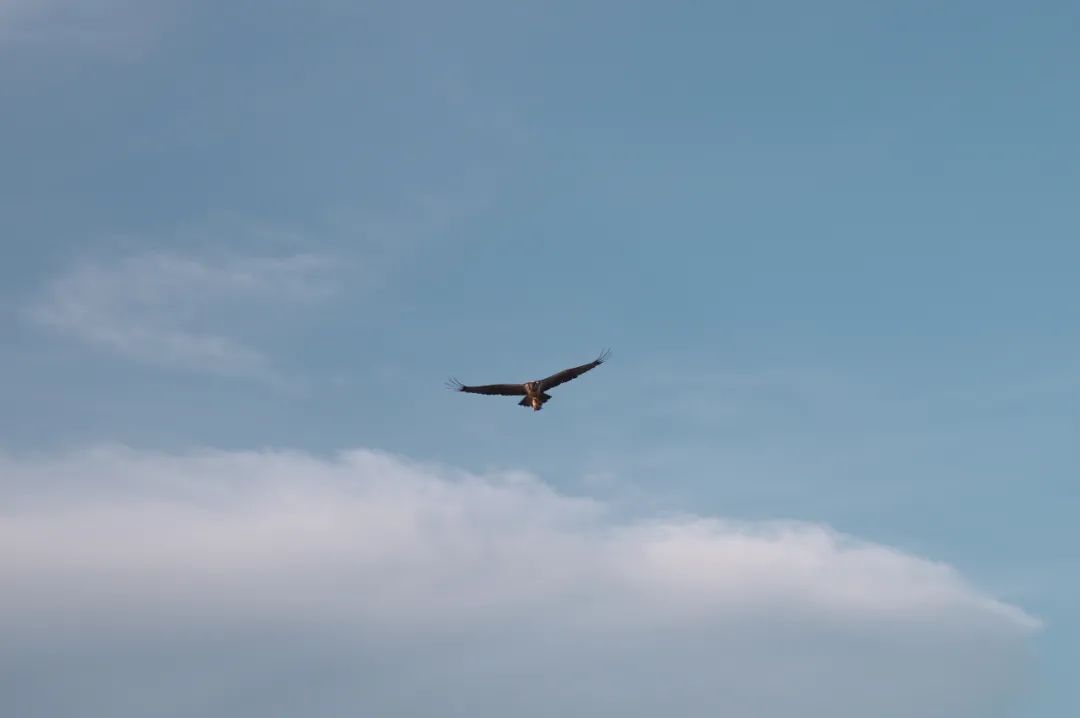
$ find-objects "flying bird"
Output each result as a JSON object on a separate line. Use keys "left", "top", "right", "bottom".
{"left": 447, "top": 350, "right": 611, "bottom": 411}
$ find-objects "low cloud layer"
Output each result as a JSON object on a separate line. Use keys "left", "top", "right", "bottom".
{"left": 0, "top": 447, "right": 1038, "bottom": 717}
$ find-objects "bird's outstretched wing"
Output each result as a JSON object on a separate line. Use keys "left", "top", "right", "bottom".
{"left": 446, "top": 378, "right": 527, "bottom": 396}
{"left": 538, "top": 349, "right": 611, "bottom": 392}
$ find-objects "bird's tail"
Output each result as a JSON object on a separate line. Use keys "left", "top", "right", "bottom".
{"left": 518, "top": 393, "right": 552, "bottom": 409}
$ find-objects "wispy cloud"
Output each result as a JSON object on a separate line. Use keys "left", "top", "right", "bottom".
{"left": 27, "top": 250, "right": 335, "bottom": 385}
{"left": 0, "top": 445, "right": 1039, "bottom": 718}
{"left": 22, "top": 176, "right": 492, "bottom": 387}
{"left": 0, "top": 0, "right": 167, "bottom": 56}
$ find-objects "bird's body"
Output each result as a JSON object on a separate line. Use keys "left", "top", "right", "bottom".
{"left": 448, "top": 350, "right": 610, "bottom": 412}
{"left": 520, "top": 381, "right": 551, "bottom": 411}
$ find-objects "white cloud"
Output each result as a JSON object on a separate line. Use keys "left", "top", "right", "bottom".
{"left": 0, "top": 0, "right": 165, "bottom": 55}
{"left": 0, "top": 446, "right": 1039, "bottom": 717}
{"left": 27, "top": 251, "right": 335, "bottom": 385}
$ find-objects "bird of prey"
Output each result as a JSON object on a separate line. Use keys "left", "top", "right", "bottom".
{"left": 447, "top": 350, "right": 611, "bottom": 411}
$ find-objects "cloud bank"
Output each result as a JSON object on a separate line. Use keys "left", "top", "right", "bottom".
{"left": 0, "top": 447, "right": 1038, "bottom": 717}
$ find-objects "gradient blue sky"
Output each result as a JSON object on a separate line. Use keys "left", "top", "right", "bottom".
{"left": 2, "top": 1, "right": 1077, "bottom": 715}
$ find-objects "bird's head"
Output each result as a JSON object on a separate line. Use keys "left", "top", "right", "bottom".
{"left": 525, "top": 381, "right": 539, "bottom": 393}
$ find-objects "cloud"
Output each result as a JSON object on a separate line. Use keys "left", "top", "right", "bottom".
{"left": 0, "top": 446, "right": 1038, "bottom": 717}
{"left": 27, "top": 251, "right": 335, "bottom": 385}
{"left": 0, "top": 0, "right": 166, "bottom": 56}
{"left": 21, "top": 185, "right": 489, "bottom": 388}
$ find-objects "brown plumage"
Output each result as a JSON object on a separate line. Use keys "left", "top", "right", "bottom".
{"left": 447, "top": 350, "right": 611, "bottom": 411}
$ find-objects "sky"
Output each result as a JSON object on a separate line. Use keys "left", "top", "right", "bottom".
{"left": 1, "top": 1, "right": 1077, "bottom": 715}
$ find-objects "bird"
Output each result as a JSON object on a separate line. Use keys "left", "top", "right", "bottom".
{"left": 447, "top": 350, "right": 611, "bottom": 411}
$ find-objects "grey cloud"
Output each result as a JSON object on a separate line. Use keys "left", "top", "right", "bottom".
{"left": 0, "top": 446, "right": 1039, "bottom": 717}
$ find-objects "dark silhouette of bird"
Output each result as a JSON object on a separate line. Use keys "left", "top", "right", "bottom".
{"left": 447, "top": 350, "right": 611, "bottom": 411}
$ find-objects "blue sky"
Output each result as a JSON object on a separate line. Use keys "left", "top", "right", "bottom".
{"left": 1, "top": 1, "right": 1077, "bottom": 715}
